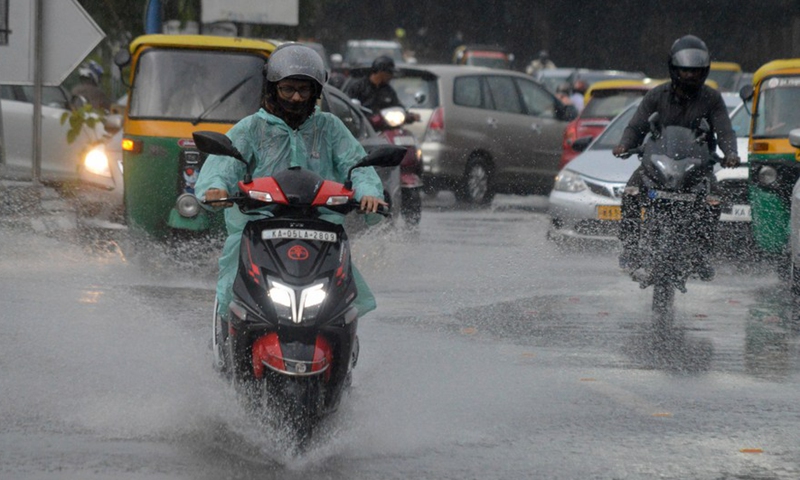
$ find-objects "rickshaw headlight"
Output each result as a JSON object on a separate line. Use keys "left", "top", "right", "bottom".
{"left": 83, "top": 146, "right": 111, "bottom": 178}
{"left": 176, "top": 193, "right": 200, "bottom": 218}
{"left": 757, "top": 166, "right": 778, "bottom": 186}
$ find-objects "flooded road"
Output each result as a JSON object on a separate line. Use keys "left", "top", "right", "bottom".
{"left": 1, "top": 192, "right": 799, "bottom": 479}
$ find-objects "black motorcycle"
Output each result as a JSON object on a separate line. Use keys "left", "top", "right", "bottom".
{"left": 193, "top": 131, "right": 406, "bottom": 445}
{"left": 623, "top": 114, "right": 721, "bottom": 318}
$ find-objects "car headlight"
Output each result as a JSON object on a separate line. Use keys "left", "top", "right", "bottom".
{"left": 268, "top": 280, "right": 327, "bottom": 324}
{"left": 83, "top": 145, "right": 111, "bottom": 178}
{"left": 757, "top": 165, "right": 778, "bottom": 186}
{"left": 553, "top": 169, "right": 587, "bottom": 193}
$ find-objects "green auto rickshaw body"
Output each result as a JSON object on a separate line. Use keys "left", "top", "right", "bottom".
{"left": 746, "top": 59, "right": 800, "bottom": 256}
{"left": 121, "top": 34, "right": 278, "bottom": 239}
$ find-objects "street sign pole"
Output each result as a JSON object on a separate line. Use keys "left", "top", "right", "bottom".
{"left": 32, "top": 0, "right": 42, "bottom": 184}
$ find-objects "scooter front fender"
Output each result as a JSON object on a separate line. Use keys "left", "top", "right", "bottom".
{"left": 252, "top": 332, "right": 333, "bottom": 380}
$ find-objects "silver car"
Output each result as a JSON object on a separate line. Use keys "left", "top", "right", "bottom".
{"left": 548, "top": 99, "right": 751, "bottom": 244}
{"left": 393, "top": 65, "right": 577, "bottom": 205}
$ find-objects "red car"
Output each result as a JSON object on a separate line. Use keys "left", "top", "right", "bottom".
{"left": 559, "top": 80, "right": 660, "bottom": 169}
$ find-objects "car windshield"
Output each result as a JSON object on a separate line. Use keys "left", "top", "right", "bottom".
{"left": 581, "top": 90, "right": 646, "bottom": 120}
{"left": 753, "top": 77, "right": 800, "bottom": 138}
{"left": 129, "top": 49, "right": 263, "bottom": 122}
{"left": 708, "top": 69, "right": 739, "bottom": 91}
{"left": 591, "top": 103, "right": 638, "bottom": 150}
{"left": 465, "top": 53, "right": 510, "bottom": 69}
{"left": 391, "top": 75, "right": 438, "bottom": 109}
{"left": 344, "top": 44, "right": 403, "bottom": 66}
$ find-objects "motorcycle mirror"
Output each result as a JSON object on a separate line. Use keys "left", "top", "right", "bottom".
{"left": 739, "top": 84, "right": 754, "bottom": 102}
{"left": 345, "top": 145, "right": 408, "bottom": 189}
{"left": 414, "top": 91, "right": 427, "bottom": 105}
{"left": 193, "top": 131, "right": 252, "bottom": 183}
{"left": 789, "top": 128, "right": 800, "bottom": 150}
{"left": 648, "top": 112, "right": 662, "bottom": 138}
{"left": 114, "top": 49, "right": 131, "bottom": 68}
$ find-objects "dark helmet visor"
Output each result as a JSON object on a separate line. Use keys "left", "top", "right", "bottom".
{"left": 671, "top": 48, "right": 710, "bottom": 68}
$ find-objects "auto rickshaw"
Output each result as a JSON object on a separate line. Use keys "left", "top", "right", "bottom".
{"left": 740, "top": 59, "right": 800, "bottom": 264}
{"left": 708, "top": 61, "right": 743, "bottom": 91}
{"left": 114, "top": 34, "right": 278, "bottom": 239}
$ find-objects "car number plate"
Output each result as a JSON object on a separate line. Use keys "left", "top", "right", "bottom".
{"left": 262, "top": 229, "right": 337, "bottom": 243}
{"left": 596, "top": 205, "right": 622, "bottom": 221}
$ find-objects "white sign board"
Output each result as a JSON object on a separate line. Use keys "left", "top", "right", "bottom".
{"left": 0, "top": 0, "right": 105, "bottom": 85}
{"left": 202, "top": 0, "right": 298, "bottom": 26}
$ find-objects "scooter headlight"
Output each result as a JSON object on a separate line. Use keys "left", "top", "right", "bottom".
{"left": 381, "top": 107, "right": 406, "bottom": 128}
{"left": 268, "top": 280, "right": 328, "bottom": 323}
{"left": 83, "top": 145, "right": 111, "bottom": 178}
{"left": 553, "top": 169, "right": 587, "bottom": 193}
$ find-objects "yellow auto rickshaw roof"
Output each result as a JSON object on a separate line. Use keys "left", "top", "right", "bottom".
{"left": 753, "top": 59, "right": 800, "bottom": 86}
{"left": 129, "top": 34, "right": 279, "bottom": 55}
{"left": 710, "top": 61, "right": 742, "bottom": 72}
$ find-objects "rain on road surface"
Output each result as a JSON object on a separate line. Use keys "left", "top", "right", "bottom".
{"left": 1, "top": 191, "right": 800, "bottom": 479}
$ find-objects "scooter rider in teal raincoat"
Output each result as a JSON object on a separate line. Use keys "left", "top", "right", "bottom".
{"left": 194, "top": 43, "right": 386, "bottom": 320}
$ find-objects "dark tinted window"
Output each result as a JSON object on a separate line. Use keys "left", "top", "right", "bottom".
{"left": 391, "top": 75, "right": 438, "bottom": 109}
{"left": 516, "top": 78, "right": 555, "bottom": 118}
{"left": 486, "top": 76, "right": 522, "bottom": 114}
{"left": 454, "top": 76, "right": 483, "bottom": 108}
{"left": 322, "top": 88, "right": 364, "bottom": 139}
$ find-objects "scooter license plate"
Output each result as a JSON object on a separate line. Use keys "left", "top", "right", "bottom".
{"left": 596, "top": 205, "right": 621, "bottom": 221}
{"left": 262, "top": 229, "right": 338, "bottom": 243}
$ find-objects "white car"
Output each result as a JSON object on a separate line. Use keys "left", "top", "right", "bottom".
{"left": 1, "top": 84, "right": 102, "bottom": 182}
{"left": 547, "top": 99, "right": 751, "bottom": 244}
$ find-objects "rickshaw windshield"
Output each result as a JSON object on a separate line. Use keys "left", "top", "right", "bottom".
{"left": 129, "top": 49, "right": 264, "bottom": 122}
{"left": 753, "top": 76, "right": 800, "bottom": 138}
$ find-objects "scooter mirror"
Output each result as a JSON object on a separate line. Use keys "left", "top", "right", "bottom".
{"left": 193, "top": 131, "right": 240, "bottom": 158}
{"left": 345, "top": 145, "right": 408, "bottom": 189}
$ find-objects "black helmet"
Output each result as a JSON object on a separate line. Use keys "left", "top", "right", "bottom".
{"left": 668, "top": 35, "right": 710, "bottom": 94}
{"left": 264, "top": 43, "right": 328, "bottom": 88}
{"left": 371, "top": 55, "right": 397, "bottom": 74}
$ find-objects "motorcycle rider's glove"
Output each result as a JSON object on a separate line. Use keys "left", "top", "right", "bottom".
{"left": 721, "top": 154, "right": 741, "bottom": 168}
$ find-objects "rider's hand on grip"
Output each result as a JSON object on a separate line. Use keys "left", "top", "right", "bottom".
{"left": 721, "top": 154, "right": 741, "bottom": 169}
{"left": 613, "top": 145, "right": 631, "bottom": 159}
{"left": 203, "top": 188, "right": 233, "bottom": 207}
{"left": 359, "top": 195, "right": 387, "bottom": 214}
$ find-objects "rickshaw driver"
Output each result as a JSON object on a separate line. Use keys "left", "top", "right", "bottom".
{"left": 194, "top": 43, "right": 386, "bottom": 320}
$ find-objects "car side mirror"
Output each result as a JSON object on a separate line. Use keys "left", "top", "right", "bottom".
{"left": 571, "top": 136, "right": 593, "bottom": 153}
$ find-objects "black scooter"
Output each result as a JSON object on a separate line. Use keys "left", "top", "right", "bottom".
{"left": 623, "top": 114, "right": 721, "bottom": 319}
{"left": 193, "top": 131, "right": 406, "bottom": 445}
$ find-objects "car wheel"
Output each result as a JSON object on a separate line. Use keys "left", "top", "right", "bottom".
{"left": 456, "top": 159, "right": 494, "bottom": 206}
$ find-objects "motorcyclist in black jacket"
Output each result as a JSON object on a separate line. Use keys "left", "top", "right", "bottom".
{"left": 612, "top": 35, "right": 741, "bottom": 281}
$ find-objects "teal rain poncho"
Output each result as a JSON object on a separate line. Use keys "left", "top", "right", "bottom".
{"left": 194, "top": 107, "right": 384, "bottom": 318}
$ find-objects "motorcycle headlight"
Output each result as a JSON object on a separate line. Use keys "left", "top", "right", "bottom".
{"left": 553, "top": 169, "right": 587, "bottom": 193}
{"left": 268, "top": 280, "right": 328, "bottom": 323}
{"left": 381, "top": 107, "right": 406, "bottom": 128}
{"left": 83, "top": 145, "right": 111, "bottom": 178}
